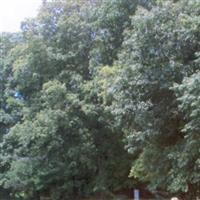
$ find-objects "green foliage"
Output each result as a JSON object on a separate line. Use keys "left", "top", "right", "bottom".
{"left": 109, "top": 0, "right": 200, "bottom": 198}
{"left": 89, "top": 0, "right": 138, "bottom": 73}
{"left": 0, "top": 0, "right": 200, "bottom": 199}
{"left": 170, "top": 72, "right": 200, "bottom": 196}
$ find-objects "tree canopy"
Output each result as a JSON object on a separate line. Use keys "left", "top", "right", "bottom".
{"left": 0, "top": 0, "right": 199, "bottom": 199}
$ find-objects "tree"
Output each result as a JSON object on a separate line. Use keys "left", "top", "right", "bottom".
{"left": 110, "top": 0, "right": 200, "bottom": 198}
{"left": 0, "top": 1, "right": 134, "bottom": 199}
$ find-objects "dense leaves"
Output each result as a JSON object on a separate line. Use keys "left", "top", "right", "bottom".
{"left": 0, "top": 0, "right": 199, "bottom": 199}
{"left": 109, "top": 0, "right": 200, "bottom": 198}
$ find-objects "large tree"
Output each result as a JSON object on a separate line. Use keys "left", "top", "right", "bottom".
{"left": 0, "top": 1, "right": 135, "bottom": 199}
{"left": 109, "top": 0, "right": 200, "bottom": 198}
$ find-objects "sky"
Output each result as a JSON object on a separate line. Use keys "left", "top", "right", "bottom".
{"left": 0, "top": 0, "right": 42, "bottom": 32}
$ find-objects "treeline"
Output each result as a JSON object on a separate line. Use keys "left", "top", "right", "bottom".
{"left": 0, "top": 0, "right": 199, "bottom": 199}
